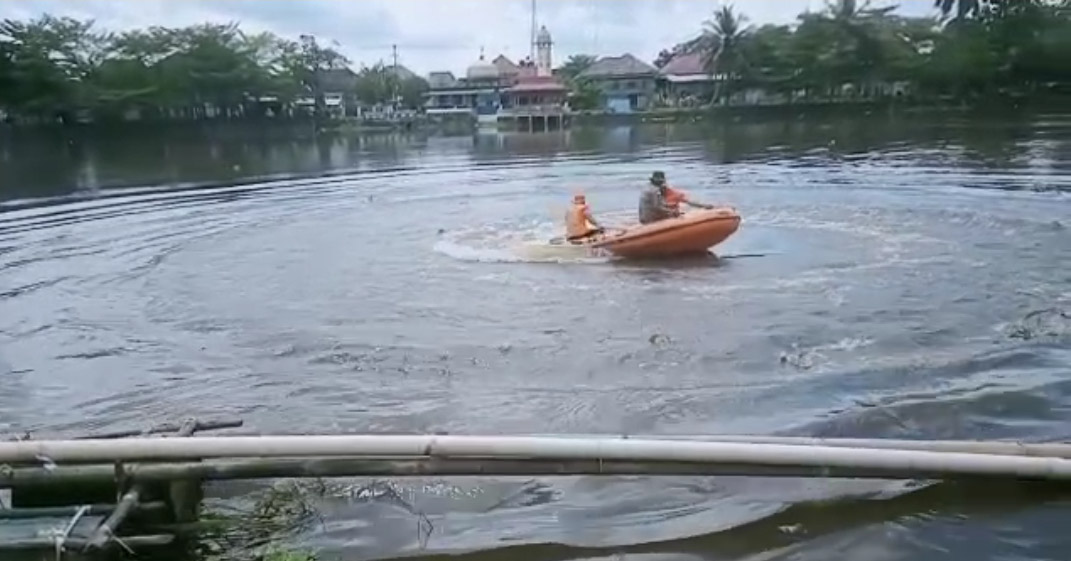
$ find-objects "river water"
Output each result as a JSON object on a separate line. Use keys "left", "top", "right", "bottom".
{"left": 1, "top": 115, "right": 1071, "bottom": 560}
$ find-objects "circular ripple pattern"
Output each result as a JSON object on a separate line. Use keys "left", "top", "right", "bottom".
{"left": 2, "top": 117, "right": 1071, "bottom": 561}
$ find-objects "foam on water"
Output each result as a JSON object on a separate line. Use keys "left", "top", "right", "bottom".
{"left": 433, "top": 215, "right": 616, "bottom": 264}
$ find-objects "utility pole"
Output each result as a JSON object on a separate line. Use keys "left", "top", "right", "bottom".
{"left": 530, "top": 0, "right": 536, "bottom": 61}
{"left": 391, "top": 44, "right": 398, "bottom": 111}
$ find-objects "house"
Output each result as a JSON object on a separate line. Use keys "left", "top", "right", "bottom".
{"left": 424, "top": 26, "right": 570, "bottom": 131}
{"left": 423, "top": 55, "right": 513, "bottom": 122}
{"left": 658, "top": 51, "right": 720, "bottom": 106}
{"left": 500, "top": 26, "right": 569, "bottom": 131}
{"left": 492, "top": 55, "right": 522, "bottom": 82}
{"left": 294, "top": 68, "right": 359, "bottom": 117}
{"left": 577, "top": 54, "right": 659, "bottom": 113}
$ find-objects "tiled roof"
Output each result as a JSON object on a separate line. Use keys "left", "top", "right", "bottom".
{"left": 579, "top": 54, "right": 657, "bottom": 78}
{"left": 492, "top": 55, "right": 520, "bottom": 74}
{"left": 427, "top": 71, "right": 457, "bottom": 88}
{"left": 660, "top": 52, "right": 707, "bottom": 76}
{"left": 391, "top": 65, "right": 419, "bottom": 81}
{"left": 509, "top": 77, "right": 567, "bottom": 92}
{"left": 316, "top": 68, "right": 358, "bottom": 91}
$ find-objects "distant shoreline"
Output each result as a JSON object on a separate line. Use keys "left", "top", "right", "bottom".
{"left": 3, "top": 95, "right": 1070, "bottom": 137}
{"left": 570, "top": 95, "right": 1071, "bottom": 126}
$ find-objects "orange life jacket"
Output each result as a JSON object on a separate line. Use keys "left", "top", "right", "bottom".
{"left": 565, "top": 203, "right": 595, "bottom": 238}
{"left": 664, "top": 186, "right": 687, "bottom": 211}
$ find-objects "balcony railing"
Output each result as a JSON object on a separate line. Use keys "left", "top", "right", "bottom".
{"left": 499, "top": 105, "right": 569, "bottom": 117}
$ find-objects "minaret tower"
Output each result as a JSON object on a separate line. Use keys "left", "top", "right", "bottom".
{"left": 536, "top": 25, "right": 552, "bottom": 77}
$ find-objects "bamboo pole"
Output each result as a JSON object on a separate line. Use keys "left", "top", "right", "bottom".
{"left": 567, "top": 434, "right": 1071, "bottom": 458}
{"left": 3, "top": 534, "right": 173, "bottom": 551}
{"left": 0, "top": 501, "right": 166, "bottom": 520}
{"left": 2, "top": 456, "right": 1065, "bottom": 486}
{"left": 4, "top": 434, "right": 1071, "bottom": 480}
{"left": 82, "top": 418, "right": 198, "bottom": 552}
{"left": 75, "top": 418, "right": 244, "bottom": 440}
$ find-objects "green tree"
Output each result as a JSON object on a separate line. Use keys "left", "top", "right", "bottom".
{"left": 397, "top": 75, "right": 429, "bottom": 109}
{"left": 0, "top": 15, "right": 108, "bottom": 120}
{"left": 283, "top": 34, "right": 349, "bottom": 117}
{"left": 568, "top": 78, "right": 601, "bottom": 111}
{"left": 558, "top": 54, "right": 596, "bottom": 82}
{"left": 738, "top": 24, "right": 797, "bottom": 95}
{"left": 699, "top": 5, "right": 753, "bottom": 103}
{"left": 353, "top": 63, "right": 392, "bottom": 105}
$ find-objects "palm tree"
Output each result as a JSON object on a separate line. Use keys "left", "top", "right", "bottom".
{"left": 698, "top": 5, "right": 753, "bottom": 104}
{"left": 821, "top": 0, "right": 896, "bottom": 97}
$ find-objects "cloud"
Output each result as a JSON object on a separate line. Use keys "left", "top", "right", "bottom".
{"left": 0, "top": 0, "right": 937, "bottom": 76}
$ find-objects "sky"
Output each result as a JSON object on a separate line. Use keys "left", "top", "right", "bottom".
{"left": 0, "top": 0, "right": 937, "bottom": 76}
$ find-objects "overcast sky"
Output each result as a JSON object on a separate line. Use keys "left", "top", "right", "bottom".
{"left": 1, "top": 0, "right": 936, "bottom": 76}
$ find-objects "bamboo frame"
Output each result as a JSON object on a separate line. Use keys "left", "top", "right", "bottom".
{"left": 0, "top": 501, "right": 166, "bottom": 520}
{"left": 75, "top": 418, "right": 244, "bottom": 440}
{"left": 571, "top": 434, "right": 1071, "bottom": 457}
{"left": 3, "top": 534, "right": 174, "bottom": 551}
{"left": 4, "top": 434, "right": 1071, "bottom": 481}
{"left": 82, "top": 418, "right": 199, "bottom": 552}
{"left": 5, "top": 456, "right": 1069, "bottom": 486}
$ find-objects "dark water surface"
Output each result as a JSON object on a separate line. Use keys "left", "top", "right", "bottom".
{"left": 2, "top": 115, "right": 1071, "bottom": 560}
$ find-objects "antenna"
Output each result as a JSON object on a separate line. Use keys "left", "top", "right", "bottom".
{"left": 391, "top": 44, "right": 398, "bottom": 108}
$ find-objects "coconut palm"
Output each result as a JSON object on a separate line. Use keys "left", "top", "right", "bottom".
{"left": 820, "top": 0, "right": 896, "bottom": 97}
{"left": 698, "top": 5, "right": 753, "bottom": 104}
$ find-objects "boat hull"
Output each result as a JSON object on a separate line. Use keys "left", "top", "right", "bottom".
{"left": 591, "top": 207, "right": 741, "bottom": 259}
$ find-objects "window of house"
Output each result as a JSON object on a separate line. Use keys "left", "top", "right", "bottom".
{"left": 626, "top": 81, "right": 637, "bottom": 90}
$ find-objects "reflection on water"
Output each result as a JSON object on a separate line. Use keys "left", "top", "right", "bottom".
{"left": 3, "top": 113, "right": 1071, "bottom": 205}
{"left": 1, "top": 114, "right": 1071, "bottom": 561}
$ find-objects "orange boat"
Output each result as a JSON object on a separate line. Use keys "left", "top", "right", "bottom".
{"left": 587, "top": 207, "right": 741, "bottom": 259}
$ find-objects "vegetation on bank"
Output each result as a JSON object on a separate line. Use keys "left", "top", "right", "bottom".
{"left": 0, "top": 19, "right": 428, "bottom": 124}
{"left": 568, "top": 0, "right": 1071, "bottom": 108}
{"left": 1, "top": 0, "right": 1069, "bottom": 125}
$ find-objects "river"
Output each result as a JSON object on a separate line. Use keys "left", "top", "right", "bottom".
{"left": 1, "top": 114, "right": 1071, "bottom": 560}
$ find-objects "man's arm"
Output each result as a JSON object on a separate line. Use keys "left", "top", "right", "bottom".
{"left": 585, "top": 209, "right": 602, "bottom": 228}
{"left": 683, "top": 199, "right": 714, "bottom": 210}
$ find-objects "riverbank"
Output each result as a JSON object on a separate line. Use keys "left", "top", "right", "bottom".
{"left": 571, "top": 93, "right": 1071, "bottom": 127}
{"left": 5, "top": 93, "right": 1070, "bottom": 137}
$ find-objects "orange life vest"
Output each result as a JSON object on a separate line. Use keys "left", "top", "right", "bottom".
{"left": 565, "top": 203, "right": 595, "bottom": 238}
{"left": 664, "top": 186, "right": 687, "bottom": 212}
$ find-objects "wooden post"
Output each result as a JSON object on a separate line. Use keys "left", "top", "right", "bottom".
{"left": 76, "top": 418, "right": 242, "bottom": 440}
{"left": 82, "top": 418, "right": 200, "bottom": 553}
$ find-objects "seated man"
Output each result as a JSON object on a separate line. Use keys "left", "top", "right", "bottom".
{"left": 638, "top": 171, "right": 713, "bottom": 224}
{"left": 565, "top": 192, "right": 604, "bottom": 243}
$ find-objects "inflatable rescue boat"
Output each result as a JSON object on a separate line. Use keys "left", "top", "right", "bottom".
{"left": 587, "top": 207, "right": 741, "bottom": 259}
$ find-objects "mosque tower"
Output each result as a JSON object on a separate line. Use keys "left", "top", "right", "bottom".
{"left": 535, "top": 25, "right": 553, "bottom": 77}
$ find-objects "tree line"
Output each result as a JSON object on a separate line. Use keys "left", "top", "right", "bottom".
{"left": 563, "top": 0, "right": 1071, "bottom": 108}
{"left": 3, "top": 0, "right": 1069, "bottom": 124}
{"left": 0, "top": 17, "right": 429, "bottom": 124}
